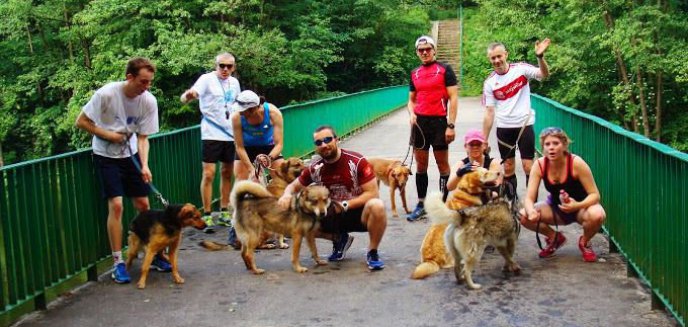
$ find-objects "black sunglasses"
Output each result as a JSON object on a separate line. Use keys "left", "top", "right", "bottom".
{"left": 218, "top": 63, "right": 234, "bottom": 69}
{"left": 314, "top": 136, "right": 334, "bottom": 146}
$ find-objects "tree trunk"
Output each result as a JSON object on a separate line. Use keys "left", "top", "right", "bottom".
{"left": 25, "top": 25, "right": 34, "bottom": 54}
{"left": 603, "top": 11, "right": 638, "bottom": 130}
{"left": 654, "top": 71, "right": 663, "bottom": 142}
{"left": 635, "top": 67, "right": 650, "bottom": 137}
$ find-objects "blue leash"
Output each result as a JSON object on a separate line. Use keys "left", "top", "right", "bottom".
{"left": 122, "top": 137, "right": 169, "bottom": 207}
{"left": 203, "top": 116, "right": 233, "bottom": 139}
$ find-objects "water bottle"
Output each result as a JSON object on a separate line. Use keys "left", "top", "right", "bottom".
{"left": 559, "top": 189, "right": 570, "bottom": 204}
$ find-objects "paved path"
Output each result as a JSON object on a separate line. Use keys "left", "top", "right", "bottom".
{"left": 15, "top": 98, "right": 676, "bottom": 327}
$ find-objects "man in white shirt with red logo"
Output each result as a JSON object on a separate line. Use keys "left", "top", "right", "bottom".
{"left": 482, "top": 39, "right": 550, "bottom": 199}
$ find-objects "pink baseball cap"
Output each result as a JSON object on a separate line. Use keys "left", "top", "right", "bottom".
{"left": 464, "top": 129, "right": 485, "bottom": 144}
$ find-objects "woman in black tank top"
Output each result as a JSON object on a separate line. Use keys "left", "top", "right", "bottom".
{"left": 446, "top": 129, "right": 503, "bottom": 193}
{"left": 519, "top": 127, "right": 606, "bottom": 262}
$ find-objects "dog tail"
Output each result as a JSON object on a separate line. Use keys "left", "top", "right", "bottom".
{"left": 231, "top": 180, "right": 275, "bottom": 208}
{"left": 425, "top": 192, "right": 461, "bottom": 225}
{"left": 199, "top": 240, "right": 228, "bottom": 251}
{"left": 411, "top": 261, "right": 441, "bottom": 279}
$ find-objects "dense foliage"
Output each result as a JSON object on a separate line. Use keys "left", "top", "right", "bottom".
{"left": 0, "top": 0, "right": 436, "bottom": 165}
{"left": 2, "top": 0, "right": 686, "bottom": 165}
{"left": 461, "top": 0, "right": 688, "bottom": 151}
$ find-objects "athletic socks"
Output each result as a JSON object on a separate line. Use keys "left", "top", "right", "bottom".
{"left": 112, "top": 251, "right": 124, "bottom": 265}
{"left": 440, "top": 174, "right": 449, "bottom": 202}
{"left": 505, "top": 174, "right": 517, "bottom": 199}
{"left": 415, "top": 172, "right": 429, "bottom": 200}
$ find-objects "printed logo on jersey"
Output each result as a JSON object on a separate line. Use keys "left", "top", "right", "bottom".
{"left": 493, "top": 75, "right": 528, "bottom": 101}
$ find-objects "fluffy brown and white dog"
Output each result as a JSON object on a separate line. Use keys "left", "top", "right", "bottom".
{"left": 231, "top": 180, "right": 330, "bottom": 274}
{"left": 368, "top": 158, "right": 412, "bottom": 217}
{"left": 425, "top": 170, "right": 521, "bottom": 289}
{"left": 126, "top": 203, "right": 206, "bottom": 289}
{"left": 411, "top": 168, "right": 497, "bottom": 279}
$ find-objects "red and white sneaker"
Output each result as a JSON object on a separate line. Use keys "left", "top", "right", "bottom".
{"left": 578, "top": 236, "right": 597, "bottom": 262}
{"left": 538, "top": 232, "right": 567, "bottom": 258}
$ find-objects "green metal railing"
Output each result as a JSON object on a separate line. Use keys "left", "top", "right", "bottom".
{"left": 0, "top": 85, "right": 407, "bottom": 324}
{"left": 532, "top": 94, "right": 687, "bottom": 327}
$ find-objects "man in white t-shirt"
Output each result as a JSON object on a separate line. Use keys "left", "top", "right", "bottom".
{"left": 181, "top": 53, "right": 241, "bottom": 235}
{"left": 482, "top": 39, "right": 550, "bottom": 198}
{"left": 75, "top": 57, "right": 165, "bottom": 284}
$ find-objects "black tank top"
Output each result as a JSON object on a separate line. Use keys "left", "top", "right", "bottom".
{"left": 540, "top": 153, "right": 587, "bottom": 206}
{"left": 462, "top": 155, "right": 493, "bottom": 169}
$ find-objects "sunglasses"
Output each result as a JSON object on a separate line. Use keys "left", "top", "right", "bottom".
{"left": 314, "top": 136, "right": 334, "bottom": 146}
{"left": 417, "top": 47, "right": 433, "bottom": 54}
{"left": 218, "top": 63, "right": 234, "bottom": 69}
{"left": 540, "top": 127, "right": 563, "bottom": 136}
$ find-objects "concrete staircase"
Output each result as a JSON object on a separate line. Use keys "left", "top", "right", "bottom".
{"left": 434, "top": 20, "right": 461, "bottom": 82}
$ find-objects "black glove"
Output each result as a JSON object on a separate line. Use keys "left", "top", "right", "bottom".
{"left": 456, "top": 162, "right": 473, "bottom": 177}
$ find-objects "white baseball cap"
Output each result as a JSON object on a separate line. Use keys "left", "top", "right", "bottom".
{"left": 232, "top": 90, "right": 260, "bottom": 112}
{"left": 415, "top": 36, "right": 436, "bottom": 49}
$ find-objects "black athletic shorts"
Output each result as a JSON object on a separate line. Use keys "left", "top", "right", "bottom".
{"left": 319, "top": 204, "right": 367, "bottom": 234}
{"left": 94, "top": 154, "right": 151, "bottom": 199}
{"left": 202, "top": 140, "right": 236, "bottom": 163}
{"left": 496, "top": 125, "right": 535, "bottom": 160}
{"left": 410, "top": 115, "right": 448, "bottom": 151}
{"left": 234, "top": 145, "right": 284, "bottom": 162}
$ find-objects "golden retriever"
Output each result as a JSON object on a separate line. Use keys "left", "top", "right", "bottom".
{"left": 368, "top": 158, "right": 412, "bottom": 217}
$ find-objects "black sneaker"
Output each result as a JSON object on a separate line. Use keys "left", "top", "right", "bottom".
{"left": 328, "top": 233, "right": 354, "bottom": 262}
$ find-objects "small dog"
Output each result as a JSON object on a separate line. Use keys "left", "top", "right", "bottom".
{"left": 411, "top": 168, "right": 497, "bottom": 279}
{"left": 126, "top": 203, "right": 206, "bottom": 289}
{"left": 231, "top": 180, "right": 330, "bottom": 274}
{"left": 425, "top": 171, "right": 521, "bottom": 289}
{"left": 368, "top": 158, "right": 412, "bottom": 217}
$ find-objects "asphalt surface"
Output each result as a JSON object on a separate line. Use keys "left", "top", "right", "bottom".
{"left": 14, "top": 98, "right": 678, "bottom": 327}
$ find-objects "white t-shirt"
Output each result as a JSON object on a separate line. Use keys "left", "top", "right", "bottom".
{"left": 191, "top": 72, "right": 241, "bottom": 141}
{"left": 82, "top": 81, "right": 159, "bottom": 158}
{"left": 482, "top": 63, "right": 542, "bottom": 128}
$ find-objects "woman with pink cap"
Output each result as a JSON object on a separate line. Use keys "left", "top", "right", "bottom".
{"left": 446, "top": 129, "right": 503, "bottom": 195}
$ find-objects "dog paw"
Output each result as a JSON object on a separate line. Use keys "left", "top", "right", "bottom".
{"left": 252, "top": 268, "right": 266, "bottom": 275}
{"left": 467, "top": 283, "right": 482, "bottom": 290}
{"left": 137, "top": 282, "right": 146, "bottom": 289}
{"left": 294, "top": 266, "right": 308, "bottom": 273}
{"left": 315, "top": 259, "right": 328, "bottom": 266}
{"left": 173, "top": 275, "right": 185, "bottom": 284}
{"left": 279, "top": 243, "right": 290, "bottom": 249}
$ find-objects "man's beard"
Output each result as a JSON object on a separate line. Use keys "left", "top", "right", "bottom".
{"left": 319, "top": 147, "right": 337, "bottom": 161}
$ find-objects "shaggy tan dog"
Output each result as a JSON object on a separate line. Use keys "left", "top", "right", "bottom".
{"left": 411, "top": 168, "right": 498, "bottom": 279}
{"left": 231, "top": 180, "right": 331, "bottom": 274}
{"left": 368, "top": 158, "right": 412, "bottom": 217}
{"left": 425, "top": 170, "right": 521, "bottom": 289}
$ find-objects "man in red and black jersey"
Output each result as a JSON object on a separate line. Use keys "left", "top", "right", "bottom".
{"left": 278, "top": 125, "right": 387, "bottom": 271}
{"left": 407, "top": 35, "right": 459, "bottom": 221}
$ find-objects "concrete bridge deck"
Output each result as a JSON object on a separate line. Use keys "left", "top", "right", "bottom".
{"left": 14, "top": 98, "right": 677, "bottom": 327}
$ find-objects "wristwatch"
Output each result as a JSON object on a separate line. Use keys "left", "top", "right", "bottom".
{"left": 341, "top": 201, "right": 349, "bottom": 212}
{"left": 447, "top": 123, "right": 455, "bottom": 129}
